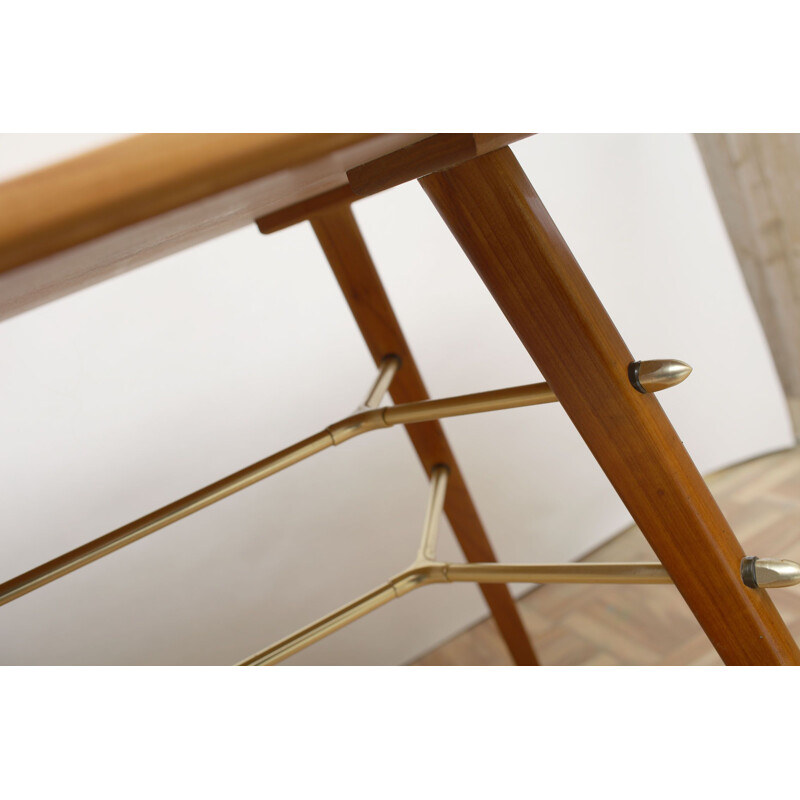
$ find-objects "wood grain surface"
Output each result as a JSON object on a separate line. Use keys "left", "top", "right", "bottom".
{"left": 0, "top": 133, "right": 428, "bottom": 321}
{"left": 257, "top": 185, "right": 360, "bottom": 235}
{"left": 308, "top": 204, "right": 539, "bottom": 666}
{"left": 346, "top": 134, "right": 530, "bottom": 196}
{"left": 420, "top": 146, "right": 800, "bottom": 665}
{"left": 256, "top": 134, "right": 533, "bottom": 235}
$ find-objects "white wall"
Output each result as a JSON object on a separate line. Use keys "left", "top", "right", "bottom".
{"left": 0, "top": 134, "right": 793, "bottom": 665}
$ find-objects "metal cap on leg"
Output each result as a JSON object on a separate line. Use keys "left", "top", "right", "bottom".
{"left": 741, "top": 557, "right": 800, "bottom": 589}
{"left": 629, "top": 359, "right": 693, "bottom": 394}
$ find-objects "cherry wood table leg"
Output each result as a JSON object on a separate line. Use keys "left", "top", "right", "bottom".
{"left": 310, "top": 204, "right": 539, "bottom": 666}
{"left": 420, "top": 146, "right": 800, "bottom": 666}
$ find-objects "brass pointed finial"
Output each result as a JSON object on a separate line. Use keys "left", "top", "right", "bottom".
{"left": 631, "top": 359, "right": 693, "bottom": 393}
{"left": 741, "top": 557, "right": 800, "bottom": 589}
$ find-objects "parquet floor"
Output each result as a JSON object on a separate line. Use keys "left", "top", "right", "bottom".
{"left": 413, "top": 447, "right": 800, "bottom": 666}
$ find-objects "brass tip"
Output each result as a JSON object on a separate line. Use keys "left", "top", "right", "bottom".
{"left": 637, "top": 359, "right": 693, "bottom": 392}
{"left": 742, "top": 557, "right": 800, "bottom": 589}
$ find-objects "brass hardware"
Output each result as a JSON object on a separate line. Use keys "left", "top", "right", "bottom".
{"left": 382, "top": 359, "right": 691, "bottom": 425}
{"left": 741, "top": 557, "right": 800, "bottom": 589}
{"left": 639, "top": 359, "right": 692, "bottom": 392}
{"left": 443, "top": 562, "right": 672, "bottom": 584}
{"left": 415, "top": 465, "right": 449, "bottom": 564}
{"left": 325, "top": 409, "right": 385, "bottom": 445}
{"left": 362, "top": 355, "right": 401, "bottom": 409}
{"left": 238, "top": 582, "right": 400, "bottom": 666}
{"left": 238, "top": 467, "right": 675, "bottom": 666}
{"left": 239, "top": 468, "right": 451, "bottom": 667}
{"left": 238, "top": 562, "right": 673, "bottom": 666}
{"left": 239, "top": 460, "right": 800, "bottom": 665}
{"left": 0, "top": 358, "right": 691, "bottom": 609}
{"left": 629, "top": 359, "right": 691, "bottom": 394}
{"left": 0, "top": 430, "right": 334, "bottom": 608}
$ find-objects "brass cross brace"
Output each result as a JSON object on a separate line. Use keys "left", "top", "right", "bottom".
{"left": 239, "top": 463, "right": 800, "bottom": 666}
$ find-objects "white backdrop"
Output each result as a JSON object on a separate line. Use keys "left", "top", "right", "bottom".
{"left": 0, "top": 134, "right": 793, "bottom": 665}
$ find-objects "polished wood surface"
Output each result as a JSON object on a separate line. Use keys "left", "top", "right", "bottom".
{"left": 417, "top": 447, "right": 800, "bottom": 665}
{"left": 0, "top": 133, "right": 428, "bottom": 321}
{"left": 255, "top": 134, "right": 532, "bottom": 235}
{"left": 308, "top": 204, "right": 539, "bottom": 666}
{"left": 420, "top": 146, "right": 800, "bottom": 665}
{"left": 696, "top": 133, "right": 800, "bottom": 436}
{"left": 346, "top": 134, "right": 530, "bottom": 196}
{"left": 256, "top": 185, "right": 360, "bottom": 235}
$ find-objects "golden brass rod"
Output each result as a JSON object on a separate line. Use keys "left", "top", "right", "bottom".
{"left": 239, "top": 564, "right": 446, "bottom": 666}
{"left": 445, "top": 562, "right": 673, "bottom": 584}
{"left": 416, "top": 466, "right": 450, "bottom": 563}
{"left": 383, "top": 359, "right": 692, "bottom": 427}
{"left": 237, "top": 554, "right": 800, "bottom": 665}
{"left": 362, "top": 355, "right": 401, "bottom": 409}
{"left": 238, "top": 581, "right": 400, "bottom": 666}
{"left": 384, "top": 382, "right": 555, "bottom": 425}
{"left": 0, "top": 431, "right": 333, "bottom": 607}
{"left": 322, "top": 360, "right": 690, "bottom": 446}
{"left": 0, "top": 358, "right": 689, "bottom": 609}
{"left": 236, "top": 560, "right": 673, "bottom": 666}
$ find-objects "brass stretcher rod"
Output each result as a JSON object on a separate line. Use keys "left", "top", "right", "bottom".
{"left": 238, "top": 466, "right": 800, "bottom": 665}
{"left": 238, "top": 563, "right": 674, "bottom": 665}
{"left": 0, "top": 358, "right": 689, "bottom": 608}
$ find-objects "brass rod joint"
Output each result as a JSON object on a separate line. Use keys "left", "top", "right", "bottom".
{"left": 0, "top": 357, "right": 693, "bottom": 614}
{"left": 362, "top": 355, "right": 401, "bottom": 409}
{"left": 415, "top": 465, "right": 450, "bottom": 564}
{"left": 325, "top": 408, "right": 387, "bottom": 445}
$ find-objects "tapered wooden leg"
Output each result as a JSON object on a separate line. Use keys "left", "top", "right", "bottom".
{"left": 310, "top": 204, "right": 540, "bottom": 666}
{"left": 420, "top": 146, "right": 800, "bottom": 666}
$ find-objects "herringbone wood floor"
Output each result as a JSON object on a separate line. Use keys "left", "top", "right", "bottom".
{"left": 413, "top": 447, "right": 800, "bottom": 666}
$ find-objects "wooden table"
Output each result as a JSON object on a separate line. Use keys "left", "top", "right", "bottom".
{"left": 2, "top": 133, "right": 797, "bottom": 665}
